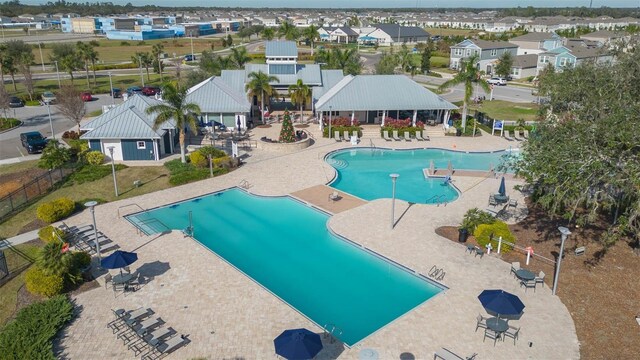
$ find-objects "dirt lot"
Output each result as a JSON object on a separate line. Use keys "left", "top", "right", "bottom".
{"left": 436, "top": 199, "right": 640, "bottom": 360}
{"left": 0, "top": 167, "right": 48, "bottom": 198}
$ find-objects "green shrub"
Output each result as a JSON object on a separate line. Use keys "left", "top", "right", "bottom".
{"left": 25, "top": 267, "right": 64, "bottom": 297}
{"left": 164, "top": 158, "right": 192, "bottom": 173}
{"left": 0, "top": 295, "right": 74, "bottom": 359}
{"left": 169, "top": 167, "right": 227, "bottom": 186}
{"left": 71, "top": 251, "right": 91, "bottom": 270}
{"left": 36, "top": 197, "right": 76, "bottom": 223}
{"left": 120, "top": 41, "right": 131, "bottom": 46}
{"left": 473, "top": 221, "right": 516, "bottom": 253}
{"left": 197, "top": 146, "right": 227, "bottom": 159}
{"left": 38, "top": 225, "right": 66, "bottom": 244}
{"left": 322, "top": 126, "right": 361, "bottom": 138}
{"left": 189, "top": 151, "right": 207, "bottom": 168}
{"left": 85, "top": 151, "right": 105, "bottom": 165}
{"left": 461, "top": 208, "right": 496, "bottom": 233}
{"left": 38, "top": 140, "right": 71, "bottom": 169}
{"left": 93, "top": 62, "right": 139, "bottom": 70}
{"left": 25, "top": 100, "right": 41, "bottom": 106}
{"left": 36, "top": 242, "right": 84, "bottom": 285}
{"left": 213, "top": 156, "right": 232, "bottom": 168}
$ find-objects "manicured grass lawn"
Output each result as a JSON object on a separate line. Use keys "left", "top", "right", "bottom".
{"left": 0, "top": 118, "right": 21, "bottom": 131}
{"left": 33, "top": 37, "right": 222, "bottom": 65}
{"left": 0, "top": 166, "right": 171, "bottom": 239}
{"left": 0, "top": 160, "right": 40, "bottom": 175}
{"left": 431, "top": 56, "right": 450, "bottom": 68}
{"left": 463, "top": 100, "right": 540, "bottom": 121}
{"left": 0, "top": 242, "right": 44, "bottom": 327}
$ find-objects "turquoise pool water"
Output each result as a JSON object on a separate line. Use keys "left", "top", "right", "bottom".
{"left": 126, "top": 188, "right": 444, "bottom": 346}
{"left": 327, "top": 148, "right": 514, "bottom": 204}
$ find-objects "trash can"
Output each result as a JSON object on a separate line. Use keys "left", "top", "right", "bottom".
{"left": 458, "top": 228, "right": 469, "bottom": 242}
{"left": 456, "top": 128, "right": 462, "bottom": 136}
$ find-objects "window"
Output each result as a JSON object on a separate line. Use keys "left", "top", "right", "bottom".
{"left": 491, "top": 49, "right": 497, "bottom": 56}
{"left": 454, "top": 48, "right": 463, "bottom": 56}
{"left": 511, "top": 68, "right": 520, "bottom": 76}
{"left": 136, "top": 141, "right": 146, "bottom": 149}
{"left": 559, "top": 58, "right": 567, "bottom": 67}
{"left": 269, "top": 64, "right": 295, "bottom": 75}
{"left": 466, "top": 49, "right": 471, "bottom": 56}
{"left": 474, "top": 50, "right": 479, "bottom": 56}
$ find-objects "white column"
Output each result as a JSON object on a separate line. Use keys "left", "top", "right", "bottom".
{"left": 412, "top": 110, "right": 417, "bottom": 127}
{"left": 381, "top": 110, "right": 386, "bottom": 126}
{"left": 319, "top": 111, "right": 324, "bottom": 131}
{"left": 169, "top": 129, "right": 174, "bottom": 153}
{"left": 351, "top": 111, "right": 355, "bottom": 125}
{"left": 219, "top": 113, "right": 223, "bottom": 126}
{"left": 444, "top": 110, "right": 451, "bottom": 126}
{"left": 153, "top": 139, "right": 159, "bottom": 161}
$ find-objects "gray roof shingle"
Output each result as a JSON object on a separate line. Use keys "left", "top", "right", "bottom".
{"left": 374, "top": 24, "right": 429, "bottom": 38}
{"left": 315, "top": 75, "right": 457, "bottom": 112}
{"left": 186, "top": 76, "right": 251, "bottom": 113}
{"left": 265, "top": 41, "right": 298, "bottom": 57}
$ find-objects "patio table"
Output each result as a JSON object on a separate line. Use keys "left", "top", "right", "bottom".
{"left": 486, "top": 317, "right": 509, "bottom": 333}
{"left": 494, "top": 194, "right": 509, "bottom": 204}
{"left": 113, "top": 273, "right": 134, "bottom": 285}
{"left": 515, "top": 269, "right": 535, "bottom": 281}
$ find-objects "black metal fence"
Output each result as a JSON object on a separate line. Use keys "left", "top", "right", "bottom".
{"left": 0, "top": 250, "right": 7, "bottom": 280}
{"left": 0, "top": 168, "right": 73, "bottom": 221}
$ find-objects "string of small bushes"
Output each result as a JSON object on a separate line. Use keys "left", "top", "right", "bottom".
{"left": 380, "top": 117, "right": 426, "bottom": 137}
{"left": 321, "top": 117, "right": 362, "bottom": 138}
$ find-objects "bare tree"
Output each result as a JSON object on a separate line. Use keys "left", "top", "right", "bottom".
{"left": 56, "top": 85, "right": 86, "bottom": 132}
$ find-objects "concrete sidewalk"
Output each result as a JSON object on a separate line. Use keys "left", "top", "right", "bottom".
{"left": 0, "top": 229, "right": 40, "bottom": 249}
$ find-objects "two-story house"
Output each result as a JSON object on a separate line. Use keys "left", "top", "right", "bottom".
{"left": 449, "top": 39, "right": 518, "bottom": 74}
{"left": 510, "top": 32, "right": 563, "bottom": 55}
{"left": 536, "top": 44, "right": 614, "bottom": 74}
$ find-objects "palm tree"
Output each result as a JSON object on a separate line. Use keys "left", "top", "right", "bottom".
{"left": 0, "top": 43, "right": 8, "bottom": 89}
{"left": 329, "top": 48, "right": 362, "bottom": 75}
{"left": 230, "top": 47, "right": 251, "bottom": 69}
{"left": 146, "top": 83, "right": 201, "bottom": 163}
{"left": 60, "top": 54, "right": 82, "bottom": 84}
{"left": 438, "top": 54, "right": 490, "bottom": 131}
{"left": 137, "top": 52, "right": 153, "bottom": 81}
{"left": 302, "top": 25, "right": 320, "bottom": 55}
{"left": 77, "top": 42, "right": 94, "bottom": 88}
{"left": 152, "top": 43, "right": 165, "bottom": 81}
{"left": 288, "top": 79, "right": 311, "bottom": 123}
{"left": 261, "top": 28, "right": 275, "bottom": 41}
{"left": 278, "top": 22, "right": 299, "bottom": 41}
{"left": 245, "top": 71, "right": 279, "bottom": 125}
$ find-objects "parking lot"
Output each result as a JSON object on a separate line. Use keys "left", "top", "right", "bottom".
{"left": 0, "top": 94, "right": 119, "bottom": 161}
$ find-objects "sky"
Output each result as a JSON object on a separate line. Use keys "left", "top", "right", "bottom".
{"left": 20, "top": 0, "right": 640, "bottom": 8}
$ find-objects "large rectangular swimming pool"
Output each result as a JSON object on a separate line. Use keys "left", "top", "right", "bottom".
{"left": 126, "top": 188, "right": 445, "bottom": 346}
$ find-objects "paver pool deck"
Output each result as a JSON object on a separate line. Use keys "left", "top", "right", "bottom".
{"left": 57, "top": 126, "right": 580, "bottom": 359}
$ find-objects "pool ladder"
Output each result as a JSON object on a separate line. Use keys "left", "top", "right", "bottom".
{"left": 239, "top": 179, "right": 251, "bottom": 189}
{"left": 428, "top": 265, "right": 446, "bottom": 281}
{"left": 322, "top": 323, "right": 343, "bottom": 343}
{"left": 427, "top": 194, "right": 447, "bottom": 206}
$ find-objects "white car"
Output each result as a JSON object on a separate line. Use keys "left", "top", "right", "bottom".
{"left": 487, "top": 77, "right": 507, "bottom": 86}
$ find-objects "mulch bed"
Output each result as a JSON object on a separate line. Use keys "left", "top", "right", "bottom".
{"left": 436, "top": 199, "right": 640, "bottom": 359}
{"left": 294, "top": 124, "right": 310, "bottom": 128}
{"left": 18, "top": 219, "right": 48, "bottom": 235}
{"left": 256, "top": 124, "right": 272, "bottom": 128}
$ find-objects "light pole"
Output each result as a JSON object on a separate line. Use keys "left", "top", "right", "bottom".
{"left": 552, "top": 226, "right": 572, "bottom": 295}
{"left": 138, "top": 55, "right": 145, "bottom": 87}
{"left": 84, "top": 201, "right": 101, "bottom": 262}
{"left": 390, "top": 173, "right": 399, "bottom": 229}
{"left": 54, "top": 60, "right": 61, "bottom": 88}
{"left": 45, "top": 102, "right": 55, "bottom": 140}
{"left": 328, "top": 105, "right": 332, "bottom": 139}
{"left": 190, "top": 31, "right": 195, "bottom": 60}
{"left": 108, "top": 71, "right": 114, "bottom": 105}
{"left": 107, "top": 146, "right": 119, "bottom": 197}
{"left": 38, "top": 42, "right": 45, "bottom": 71}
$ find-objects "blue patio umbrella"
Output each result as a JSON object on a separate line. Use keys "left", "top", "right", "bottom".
{"left": 478, "top": 289, "right": 525, "bottom": 317}
{"left": 498, "top": 176, "right": 506, "bottom": 197}
{"left": 274, "top": 328, "right": 323, "bottom": 360}
{"left": 359, "top": 35, "right": 377, "bottom": 41}
{"left": 100, "top": 250, "right": 138, "bottom": 274}
{"left": 237, "top": 115, "right": 241, "bottom": 132}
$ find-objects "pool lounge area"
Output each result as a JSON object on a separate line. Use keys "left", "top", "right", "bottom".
{"left": 57, "top": 129, "right": 579, "bottom": 360}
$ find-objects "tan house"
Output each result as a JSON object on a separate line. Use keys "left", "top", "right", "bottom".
{"left": 510, "top": 32, "right": 563, "bottom": 55}
{"left": 71, "top": 17, "right": 96, "bottom": 33}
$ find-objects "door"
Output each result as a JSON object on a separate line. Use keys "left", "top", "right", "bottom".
{"left": 101, "top": 140, "right": 123, "bottom": 161}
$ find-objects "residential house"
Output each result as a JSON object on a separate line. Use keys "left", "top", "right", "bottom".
{"left": 510, "top": 32, "right": 563, "bottom": 55}
{"left": 580, "top": 30, "right": 629, "bottom": 47}
{"left": 510, "top": 54, "right": 538, "bottom": 80}
{"left": 186, "top": 77, "right": 251, "bottom": 131}
{"left": 449, "top": 39, "right": 518, "bottom": 75}
{"left": 319, "top": 26, "right": 359, "bottom": 43}
{"left": 363, "top": 24, "right": 430, "bottom": 46}
{"left": 536, "top": 45, "right": 614, "bottom": 74}
{"left": 80, "top": 95, "right": 177, "bottom": 161}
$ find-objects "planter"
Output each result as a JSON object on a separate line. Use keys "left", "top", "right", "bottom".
{"left": 258, "top": 137, "right": 312, "bottom": 152}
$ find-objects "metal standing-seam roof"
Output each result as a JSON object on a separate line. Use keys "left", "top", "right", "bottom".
{"left": 312, "top": 69, "right": 346, "bottom": 101}
{"left": 265, "top": 40, "right": 298, "bottom": 57}
{"left": 81, "top": 94, "right": 174, "bottom": 140}
{"left": 315, "top": 75, "right": 458, "bottom": 112}
{"left": 186, "top": 76, "right": 251, "bottom": 113}
{"left": 220, "top": 69, "right": 248, "bottom": 97}
{"left": 243, "top": 64, "right": 322, "bottom": 86}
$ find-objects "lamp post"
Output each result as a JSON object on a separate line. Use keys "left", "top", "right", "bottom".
{"left": 390, "top": 173, "right": 399, "bottom": 229}
{"left": 138, "top": 55, "right": 145, "bottom": 87}
{"left": 107, "top": 146, "right": 119, "bottom": 197}
{"left": 108, "top": 71, "right": 114, "bottom": 105}
{"left": 54, "top": 60, "right": 61, "bottom": 88}
{"left": 552, "top": 226, "right": 572, "bottom": 295}
{"left": 328, "top": 105, "right": 332, "bottom": 139}
{"left": 190, "top": 31, "right": 195, "bottom": 61}
{"left": 84, "top": 201, "right": 101, "bottom": 261}
{"left": 45, "top": 102, "right": 55, "bottom": 140}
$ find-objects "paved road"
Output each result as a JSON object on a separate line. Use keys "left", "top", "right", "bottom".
{"left": 0, "top": 94, "right": 118, "bottom": 160}
{"left": 410, "top": 74, "right": 537, "bottom": 103}
{"left": 0, "top": 32, "right": 98, "bottom": 44}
